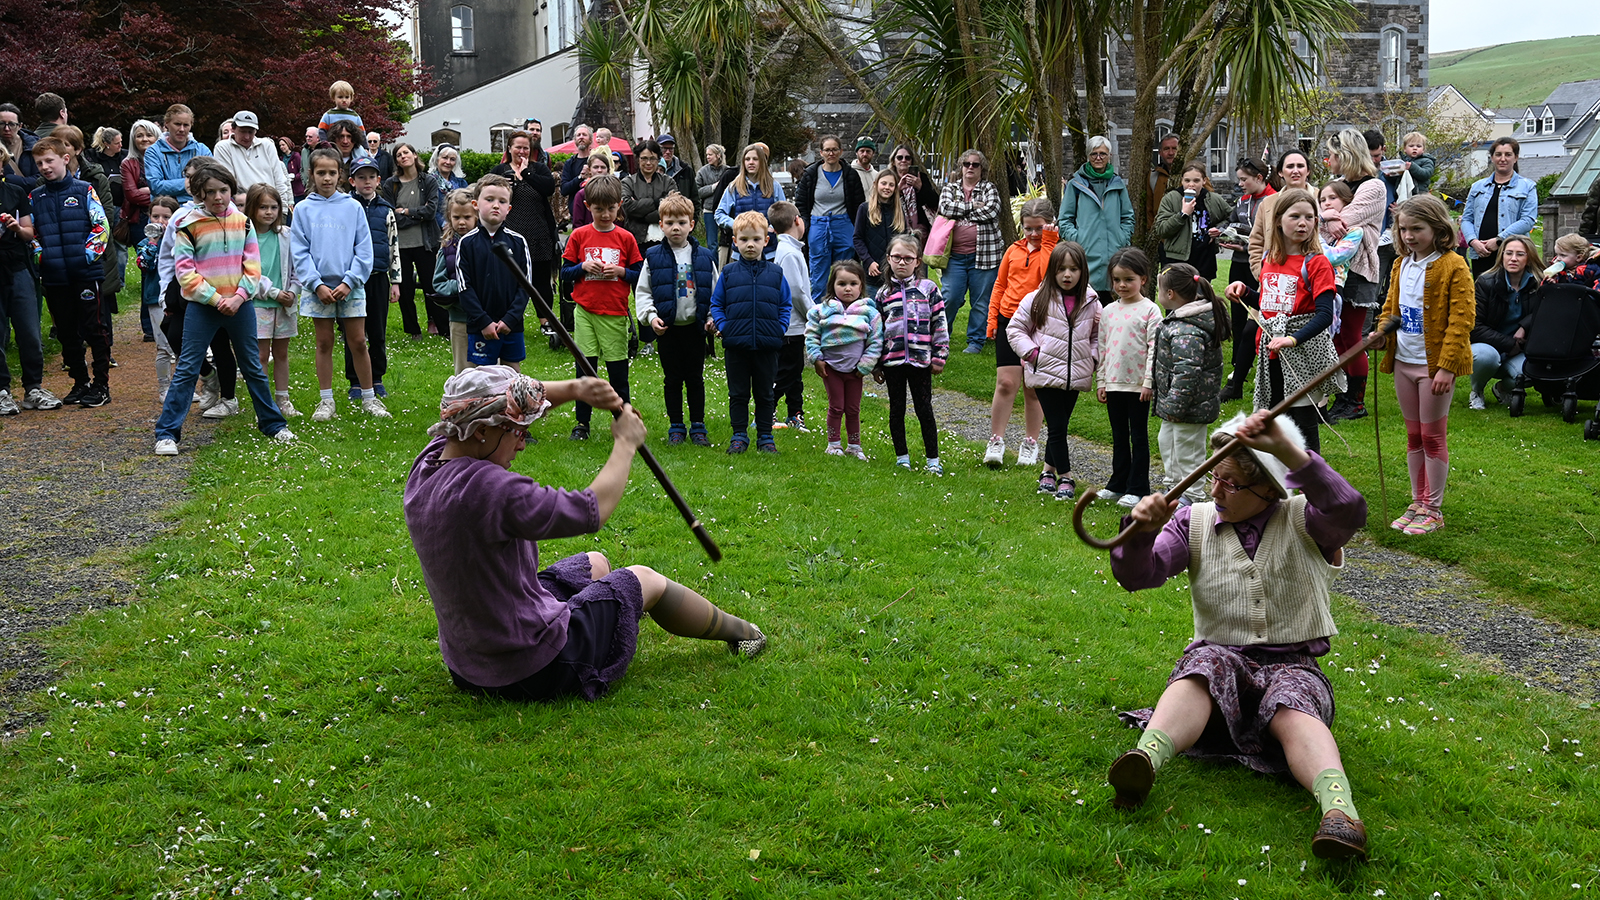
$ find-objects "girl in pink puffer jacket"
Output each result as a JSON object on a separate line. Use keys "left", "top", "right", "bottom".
{"left": 1006, "top": 241, "right": 1099, "bottom": 501}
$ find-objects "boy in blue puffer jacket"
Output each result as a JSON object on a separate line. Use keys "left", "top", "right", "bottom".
{"left": 30, "top": 137, "right": 111, "bottom": 407}
{"left": 710, "top": 210, "right": 790, "bottom": 454}
{"left": 635, "top": 193, "right": 718, "bottom": 446}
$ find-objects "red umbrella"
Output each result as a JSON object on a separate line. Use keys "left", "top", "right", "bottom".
{"left": 549, "top": 138, "right": 633, "bottom": 156}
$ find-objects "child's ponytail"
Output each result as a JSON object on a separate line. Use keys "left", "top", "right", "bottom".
{"left": 1158, "top": 263, "right": 1229, "bottom": 349}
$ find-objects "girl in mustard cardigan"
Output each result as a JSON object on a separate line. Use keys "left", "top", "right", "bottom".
{"left": 1372, "top": 195, "right": 1475, "bottom": 535}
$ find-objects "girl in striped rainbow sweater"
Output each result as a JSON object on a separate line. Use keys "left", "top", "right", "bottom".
{"left": 805, "top": 259, "right": 883, "bottom": 458}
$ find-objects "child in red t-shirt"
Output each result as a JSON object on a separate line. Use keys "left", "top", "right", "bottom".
{"left": 1225, "top": 187, "right": 1341, "bottom": 452}
{"left": 560, "top": 174, "right": 643, "bottom": 439}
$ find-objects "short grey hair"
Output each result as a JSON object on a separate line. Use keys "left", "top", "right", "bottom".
{"left": 958, "top": 148, "right": 987, "bottom": 178}
{"left": 1086, "top": 135, "right": 1113, "bottom": 155}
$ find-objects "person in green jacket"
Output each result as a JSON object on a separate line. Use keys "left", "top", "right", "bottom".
{"left": 1057, "top": 135, "right": 1134, "bottom": 298}
{"left": 1153, "top": 163, "right": 1234, "bottom": 280}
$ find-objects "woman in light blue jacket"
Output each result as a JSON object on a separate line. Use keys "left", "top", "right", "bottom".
{"left": 1460, "top": 136, "right": 1539, "bottom": 279}
{"left": 1057, "top": 135, "right": 1135, "bottom": 297}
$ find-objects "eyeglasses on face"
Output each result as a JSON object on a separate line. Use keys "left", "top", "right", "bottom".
{"left": 1208, "top": 474, "right": 1266, "bottom": 496}
{"left": 961, "top": 161, "right": 981, "bottom": 168}
{"left": 888, "top": 253, "right": 919, "bottom": 262}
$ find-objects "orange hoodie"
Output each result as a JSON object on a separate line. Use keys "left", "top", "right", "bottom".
{"left": 986, "top": 229, "right": 1060, "bottom": 339}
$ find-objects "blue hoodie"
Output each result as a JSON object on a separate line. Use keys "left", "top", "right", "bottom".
{"left": 143, "top": 136, "right": 212, "bottom": 201}
{"left": 290, "top": 189, "right": 374, "bottom": 296}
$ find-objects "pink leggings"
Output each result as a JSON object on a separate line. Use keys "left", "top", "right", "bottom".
{"left": 821, "top": 364, "right": 864, "bottom": 443}
{"left": 1393, "top": 361, "right": 1453, "bottom": 511}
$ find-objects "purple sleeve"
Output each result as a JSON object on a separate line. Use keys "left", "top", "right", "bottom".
{"left": 1109, "top": 506, "right": 1195, "bottom": 591}
{"left": 1285, "top": 451, "right": 1367, "bottom": 556}
{"left": 481, "top": 466, "right": 602, "bottom": 542}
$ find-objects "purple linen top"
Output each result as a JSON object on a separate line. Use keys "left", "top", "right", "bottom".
{"left": 404, "top": 436, "right": 601, "bottom": 686}
{"left": 1109, "top": 452, "right": 1367, "bottom": 655}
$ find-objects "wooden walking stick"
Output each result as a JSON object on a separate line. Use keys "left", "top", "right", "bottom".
{"left": 1072, "top": 315, "right": 1401, "bottom": 550}
{"left": 491, "top": 243, "right": 722, "bottom": 562}
{"left": 1371, "top": 356, "right": 1389, "bottom": 527}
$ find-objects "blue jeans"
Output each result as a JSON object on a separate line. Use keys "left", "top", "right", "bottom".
{"left": 0, "top": 267, "right": 44, "bottom": 391}
{"left": 703, "top": 212, "right": 719, "bottom": 247}
{"left": 1470, "top": 341, "right": 1524, "bottom": 394}
{"left": 807, "top": 213, "right": 856, "bottom": 302}
{"left": 941, "top": 253, "right": 998, "bottom": 349}
{"left": 156, "top": 298, "right": 286, "bottom": 442}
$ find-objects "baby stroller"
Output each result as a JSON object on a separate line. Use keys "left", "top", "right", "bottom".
{"left": 1506, "top": 282, "right": 1600, "bottom": 440}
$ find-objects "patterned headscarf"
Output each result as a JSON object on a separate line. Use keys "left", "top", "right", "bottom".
{"left": 428, "top": 365, "right": 549, "bottom": 441}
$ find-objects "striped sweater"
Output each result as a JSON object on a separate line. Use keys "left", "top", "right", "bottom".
{"left": 805, "top": 296, "right": 884, "bottom": 374}
{"left": 172, "top": 203, "right": 261, "bottom": 307}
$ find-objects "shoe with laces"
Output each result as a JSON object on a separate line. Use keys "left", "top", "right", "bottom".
{"left": 272, "top": 428, "right": 298, "bottom": 444}
{"left": 202, "top": 397, "right": 239, "bottom": 418}
{"left": 312, "top": 398, "right": 338, "bottom": 422}
{"left": 22, "top": 387, "right": 62, "bottom": 410}
{"left": 361, "top": 396, "right": 392, "bottom": 418}
{"left": 570, "top": 423, "right": 590, "bottom": 441}
{"left": 1037, "top": 472, "right": 1058, "bottom": 494}
{"left": 277, "top": 397, "right": 301, "bottom": 417}
{"left": 154, "top": 438, "right": 179, "bottom": 456}
{"left": 925, "top": 458, "right": 944, "bottom": 476}
{"left": 0, "top": 390, "right": 18, "bottom": 416}
{"left": 983, "top": 436, "right": 1005, "bottom": 468}
{"left": 62, "top": 383, "right": 89, "bottom": 406}
{"left": 782, "top": 413, "right": 809, "bottom": 433}
{"left": 728, "top": 628, "right": 767, "bottom": 659}
{"left": 1016, "top": 437, "right": 1040, "bottom": 466}
{"left": 1468, "top": 391, "right": 1486, "bottom": 410}
{"left": 196, "top": 371, "right": 221, "bottom": 410}
{"left": 78, "top": 383, "right": 110, "bottom": 408}
{"left": 1054, "top": 479, "right": 1076, "bottom": 502}
{"left": 825, "top": 442, "right": 845, "bottom": 456}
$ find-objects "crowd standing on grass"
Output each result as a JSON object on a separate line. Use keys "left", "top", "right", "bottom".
{"left": 10, "top": 75, "right": 1600, "bottom": 864}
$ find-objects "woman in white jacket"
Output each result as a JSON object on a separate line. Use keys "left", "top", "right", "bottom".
{"left": 1007, "top": 241, "right": 1099, "bottom": 502}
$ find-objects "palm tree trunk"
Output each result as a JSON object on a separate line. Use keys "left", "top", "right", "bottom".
{"left": 952, "top": 0, "right": 1015, "bottom": 244}
{"left": 1022, "top": 0, "right": 1064, "bottom": 206}
{"left": 738, "top": 33, "right": 756, "bottom": 152}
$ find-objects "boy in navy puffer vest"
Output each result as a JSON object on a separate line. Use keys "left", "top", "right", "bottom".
{"left": 30, "top": 137, "right": 111, "bottom": 406}
{"left": 634, "top": 193, "right": 717, "bottom": 445}
{"left": 710, "top": 210, "right": 790, "bottom": 454}
{"left": 347, "top": 155, "right": 400, "bottom": 397}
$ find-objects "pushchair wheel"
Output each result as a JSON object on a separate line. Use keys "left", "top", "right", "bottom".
{"left": 1586, "top": 419, "right": 1600, "bottom": 441}
{"left": 1563, "top": 396, "right": 1578, "bottom": 423}
{"left": 1508, "top": 393, "right": 1525, "bottom": 417}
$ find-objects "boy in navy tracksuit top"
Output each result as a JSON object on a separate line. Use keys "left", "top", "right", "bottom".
{"left": 346, "top": 155, "right": 400, "bottom": 395}
{"left": 29, "top": 137, "right": 112, "bottom": 406}
{"left": 635, "top": 193, "right": 717, "bottom": 445}
{"left": 453, "top": 174, "right": 532, "bottom": 372}
{"left": 710, "top": 210, "right": 790, "bottom": 454}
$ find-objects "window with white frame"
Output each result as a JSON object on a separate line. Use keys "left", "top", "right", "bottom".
{"left": 1380, "top": 28, "right": 1404, "bottom": 89}
{"left": 1102, "top": 35, "right": 1115, "bottom": 90}
{"left": 1294, "top": 34, "right": 1320, "bottom": 83}
{"left": 1544, "top": 112, "right": 1556, "bottom": 134}
{"left": 451, "top": 5, "right": 474, "bottom": 53}
{"left": 1523, "top": 112, "right": 1536, "bottom": 134}
{"left": 1208, "top": 123, "right": 1230, "bottom": 178}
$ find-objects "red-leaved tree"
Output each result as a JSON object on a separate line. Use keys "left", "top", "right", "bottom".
{"left": 0, "top": 0, "right": 431, "bottom": 142}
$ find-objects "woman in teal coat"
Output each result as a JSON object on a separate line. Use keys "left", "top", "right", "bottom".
{"left": 1057, "top": 135, "right": 1135, "bottom": 297}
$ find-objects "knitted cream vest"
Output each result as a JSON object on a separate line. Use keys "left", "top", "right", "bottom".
{"left": 1186, "top": 495, "right": 1340, "bottom": 645}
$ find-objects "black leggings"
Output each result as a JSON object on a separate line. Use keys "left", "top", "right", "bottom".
{"left": 575, "top": 356, "right": 631, "bottom": 426}
{"left": 395, "top": 246, "right": 436, "bottom": 335}
{"left": 774, "top": 335, "right": 806, "bottom": 418}
{"left": 657, "top": 322, "right": 706, "bottom": 425}
{"left": 1033, "top": 386, "right": 1079, "bottom": 474}
{"left": 1226, "top": 256, "right": 1258, "bottom": 391}
{"left": 1267, "top": 356, "right": 1323, "bottom": 455}
{"left": 1104, "top": 390, "right": 1151, "bottom": 496}
{"left": 883, "top": 365, "right": 938, "bottom": 459}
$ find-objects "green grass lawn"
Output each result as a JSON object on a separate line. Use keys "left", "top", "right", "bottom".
{"left": 1432, "top": 34, "right": 1600, "bottom": 109}
{"left": 2, "top": 308, "right": 1599, "bottom": 898}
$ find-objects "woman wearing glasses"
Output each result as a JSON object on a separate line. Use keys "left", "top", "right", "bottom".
{"left": 886, "top": 144, "right": 940, "bottom": 247}
{"left": 794, "top": 134, "right": 866, "bottom": 303}
{"left": 1057, "top": 136, "right": 1135, "bottom": 297}
{"left": 937, "top": 148, "right": 1002, "bottom": 354}
{"left": 1107, "top": 409, "right": 1372, "bottom": 863}
{"left": 405, "top": 366, "right": 767, "bottom": 704}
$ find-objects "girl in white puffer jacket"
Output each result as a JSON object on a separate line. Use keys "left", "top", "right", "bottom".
{"left": 1007, "top": 241, "right": 1099, "bottom": 501}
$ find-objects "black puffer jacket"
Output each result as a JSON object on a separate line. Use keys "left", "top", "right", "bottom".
{"left": 1470, "top": 269, "right": 1538, "bottom": 355}
{"left": 794, "top": 160, "right": 866, "bottom": 233}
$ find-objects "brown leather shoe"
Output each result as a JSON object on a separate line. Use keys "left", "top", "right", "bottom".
{"left": 1311, "top": 808, "right": 1369, "bottom": 861}
{"left": 1108, "top": 749, "right": 1154, "bottom": 810}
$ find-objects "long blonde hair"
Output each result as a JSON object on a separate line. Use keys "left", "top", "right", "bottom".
{"left": 1327, "top": 128, "right": 1378, "bottom": 182}
{"left": 867, "top": 170, "right": 907, "bottom": 230}
{"left": 731, "top": 142, "right": 774, "bottom": 198}
{"left": 1263, "top": 188, "right": 1323, "bottom": 265}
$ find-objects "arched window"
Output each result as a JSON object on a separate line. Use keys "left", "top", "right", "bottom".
{"left": 1379, "top": 28, "right": 1404, "bottom": 90}
{"left": 451, "top": 5, "right": 474, "bottom": 53}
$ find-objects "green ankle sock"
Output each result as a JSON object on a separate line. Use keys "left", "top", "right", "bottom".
{"left": 1135, "top": 728, "right": 1176, "bottom": 772}
{"left": 1313, "top": 768, "right": 1360, "bottom": 820}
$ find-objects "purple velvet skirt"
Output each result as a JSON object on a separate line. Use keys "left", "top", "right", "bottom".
{"left": 1117, "top": 644, "right": 1336, "bottom": 774}
{"left": 450, "top": 553, "right": 645, "bottom": 702}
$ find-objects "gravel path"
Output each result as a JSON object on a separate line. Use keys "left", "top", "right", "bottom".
{"left": 0, "top": 307, "right": 213, "bottom": 735}
{"left": 928, "top": 385, "right": 1600, "bottom": 698}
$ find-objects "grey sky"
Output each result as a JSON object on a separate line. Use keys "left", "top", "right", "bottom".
{"left": 1432, "top": 2, "right": 1598, "bottom": 53}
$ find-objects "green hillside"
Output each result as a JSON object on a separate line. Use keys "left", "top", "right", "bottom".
{"left": 1432, "top": 34, "right": 1600, "bottom": 109}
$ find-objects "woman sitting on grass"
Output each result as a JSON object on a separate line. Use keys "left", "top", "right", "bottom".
{"left": 1107, "top": 410, "right": 1371, "bottom": 863}
{"left": 404, "top": 366, "right": 767, "bottom": 703}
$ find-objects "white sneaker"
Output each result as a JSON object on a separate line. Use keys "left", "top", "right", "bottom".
{"left": 1016, "top": 437, "right": 1040, "bottom": 466}
{"left": 361, "top": 396, "right": 392, "bottom": 418}
{"left": 196, "top": 371, "right": 221, "bottom": 410}
{"left": 0, "top": 390, "right": 18, "bottom": 415}
{"left": 312, "top": 398, "right": 337, "bottom": 421}
{"left": 983, "top": 436, "right": 1006, "bottom": 468}
{"left": 271, "top": 428, "right": 298, "bottom": 444}
{"left": 201, "top": 397, "right": 240, "bottom": 418}
{"left": 22, "top": 387, "right": 62, "bottom": 410}
{"left": 154, "top": 438, "right": 179, "bottom": 456}
{"left": 1468, "top": 391, "right": 1486, "bottom": 410}
{"left": 1118, "top": 493, "right": 1141, "bottom": 508}
{"left": 1097, "top": 488, "right": 1121, "bottom": 501}
{"left": 277, "top": 396, "right": 300, "bottom": 417}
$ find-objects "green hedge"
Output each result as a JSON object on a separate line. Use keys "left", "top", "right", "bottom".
{"left": 418, "top": 150, "right": 575, "bottom": 184}
{"left": 1536, "top": 172, "right": 1559, "bottom": 204}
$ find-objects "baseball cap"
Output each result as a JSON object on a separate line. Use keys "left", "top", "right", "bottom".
{"left": 657, "top": 133, "right": 675, "bottom": 145}
{"left": 349, "top": 152, "right": 380, "bottom": 175}
{"left": 233, "top": 111, "right": 259, "bottom": 130}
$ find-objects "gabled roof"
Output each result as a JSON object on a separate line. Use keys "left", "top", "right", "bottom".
{"left": 1430, "top": 84, "right": 1491, "bottom": 118}
{"left": 1552, "top": 116, "right": 1600, "bottom": 198}
{"left": 1543, "top": 78, "right": 1600, "bottom": 108}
